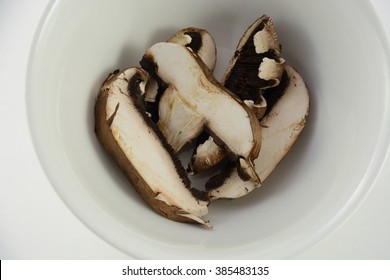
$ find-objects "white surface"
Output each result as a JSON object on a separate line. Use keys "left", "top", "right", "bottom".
{"left": 1, "top": 0, "right": 389, "bottom": 259}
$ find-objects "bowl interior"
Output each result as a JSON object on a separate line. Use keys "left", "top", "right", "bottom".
{"left": 27, "top": 0, "right": 390, "bottom": 259}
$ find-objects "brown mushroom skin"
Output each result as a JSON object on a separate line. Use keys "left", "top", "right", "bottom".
{"left": 95, "top": 68, "right": 209, "bottom": 226}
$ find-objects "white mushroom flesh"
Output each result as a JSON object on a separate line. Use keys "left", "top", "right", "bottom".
{"left": 157, "top": 86, "right": 205, "bottom": 151}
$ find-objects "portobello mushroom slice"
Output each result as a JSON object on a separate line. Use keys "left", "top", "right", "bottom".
{"left": 188, "top": 15, "right": 286, "bottom": 175}
{"left": 94, "top": 67, "right": 210, "bottom": 226}
{"left": 140, "top": 42, "right": 262, "bottom": 184}
{"left": 147, "top": 27, "right": 218, "bottom": 148}
{"left": 156, "top": 28, "right": 222, "bottom": 174}
{"left": 144, "top": 27, "right": 217, "bottom": 123}
{"left": 208, "top": 65, "right": 309, "bottom": 200}
{"left": 222, "top": 14, "right": 286, "bottom": 98}
{"left": 187, "top": 133, "right": 227, "bottom": 175}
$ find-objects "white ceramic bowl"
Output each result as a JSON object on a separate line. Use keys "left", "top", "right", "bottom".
{"left": 27, "top": 0, "right": 390, "bottom": 259}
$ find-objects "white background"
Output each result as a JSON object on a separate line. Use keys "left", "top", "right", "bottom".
{"left": 1, "top": 0, "right": 389, "bottom": 259}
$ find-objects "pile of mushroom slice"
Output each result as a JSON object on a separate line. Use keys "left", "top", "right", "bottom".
{"left": 94, "top": 15, "right": 309, "bottom": 227}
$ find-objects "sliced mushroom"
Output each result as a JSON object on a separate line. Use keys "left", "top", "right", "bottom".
{"left": 187, "top": 133, "right": 227, "bottom": 175}
{"left": 144, "top": 28, "right": 217, "bottom": 123}
{"left": 140, "top": 42, "right": 262, "bottom": 183}
{"left": 189, "top": 15, "right": 286, "bottom": 175}
{"left": 154, "top": 27, "right": 218, "bottom": 148}
{"left": 160, "top": 28, "right": 221, "bottom": 173}
{"left": 208, "top": 65, "right": 309, "bottom": 200}
{"left": 94, "top": 67, "right": 210, "bottom": 226}
{"left": 222, "top": 14, "right": 286, "bottom": 97}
